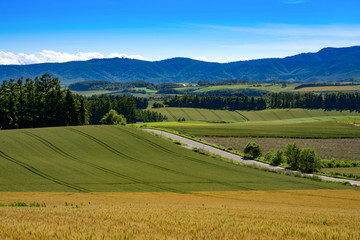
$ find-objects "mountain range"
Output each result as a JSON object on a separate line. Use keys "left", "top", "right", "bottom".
{"left": 1, "top": 46, "right": 360, "bottom": 85}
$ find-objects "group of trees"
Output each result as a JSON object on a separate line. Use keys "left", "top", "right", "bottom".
{"left": 165, "top": 95, "right": 267, "bottom": 110}
{"left": 69, "top": 80, "right": 186, "bottom": 92}
{"left": 0, "top": 74, "right": 167, "bottom": 129}
{"left": 269, "top": 92, "right": 360, "bottom": 109}
{"left": 0, "top": 74, "right": 87, "bottom": 129}
{"left": 69, "top": 80, "right": 157, "bottom": 91}
{"left": 86, "top": 94, "right": 166, "bottom": 124}
{"left": 263, "top": 143, "right": 321, "bottom": 172}
{"left": 245, "top": 141, "right": 321, "bottom": 173}
{"left": 164, "top": 92, "right": 360, "bottom": 111}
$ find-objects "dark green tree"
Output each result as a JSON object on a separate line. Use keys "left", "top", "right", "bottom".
{"left": 101, "top": 109, "right": 126, "bottom": 125}
{"left": 244, "top": 141, "right": 262, "bottom": 159}
{"left": 285, "top": 143, "right": 301, "bottom": 169}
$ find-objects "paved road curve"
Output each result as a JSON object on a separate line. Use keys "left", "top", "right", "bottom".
{"left": 144, "top": 129, "right": 360, "bottom": 187}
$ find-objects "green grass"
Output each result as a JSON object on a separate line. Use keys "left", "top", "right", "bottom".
{"left": 201, "top": 137, "right": 360, "bottom": 161}
{"left": 322, "top": 167, "right": 360, "bottom": 176}
{"left": 72, "top": 90, "right": 120, "bottom": 96}
{"left": 0, "top": 125, "right": 350, "bottom": 192}
{"left": 174, "top": 83, "right": 298, "bottom": 93}
{"left": 145, "top": 120, "right": 360, "bottom": 138}
{"left": 152, "top": 108, "right": 360, "bottom": 122}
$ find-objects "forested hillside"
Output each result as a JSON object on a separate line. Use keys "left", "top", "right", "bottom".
{"left": 1, "top": 46, "right": 360, "bottom": 84}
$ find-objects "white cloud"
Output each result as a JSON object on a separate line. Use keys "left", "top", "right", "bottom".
{"left": 108, "top": 53, "right": 149, "bottom": 61}
{"left": 0, "top": 50, "right": 150, "bottom": 65}
{"left": 192, "top": 56, "right": 210, "bottom": 62}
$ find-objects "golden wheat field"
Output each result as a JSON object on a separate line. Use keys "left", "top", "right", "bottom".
{"left": 0, "top": 190, "right": 359, "bottom": 240}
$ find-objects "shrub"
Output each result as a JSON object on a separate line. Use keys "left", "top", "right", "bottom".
{"left": 271, "top": 149, "right": 284, "bottom": 166}
{"left": 298, "top": 148, "right": 321, "bottom": 172}
{"left": 264, "top": 152, "right": 273, "bottom": 163}
{"left": 101, "top": 109, "right": 126, "bottom": 125}
{"left": 285, "top": 143, "right": 301, "bottom": 169}
{"left": 244, "top": 141, "right": 262, "bottom": 159}
{"left": 152, "top": 102, "right": 164, "bottom": 108}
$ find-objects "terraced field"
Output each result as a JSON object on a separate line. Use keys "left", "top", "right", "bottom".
{"left": 0, "top": 125, "right": 350, "bottom": 192}
{"left": 152, "top": 108, "right": 360, "bottom": 122}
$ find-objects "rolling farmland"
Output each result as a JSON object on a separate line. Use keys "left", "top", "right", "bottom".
{"left": 0, "top": 125, "right": 358, "bottom": 239}
{"left": 202, "top": 137, "right": 360, "bottom": 161}
{"left": 0, "top": 125, "right": 348, "bottom": 192}
{"left": 142, "top": 120, "right": 360, "bottom": 138}
{"left": 152, "top": 108, "right": 360, "bottom": 122}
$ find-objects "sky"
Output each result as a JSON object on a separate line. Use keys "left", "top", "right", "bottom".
{"left": 1, "top": 0, "right": 360, "bottom": 64}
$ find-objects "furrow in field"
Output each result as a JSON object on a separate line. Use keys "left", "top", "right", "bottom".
{"left": 234, "top": 111, "right": 249, "bottom": 121}
{"left": 22, "top": 131, "right": 172, "bottom": 191}
{"left": 224, "top": 111, "right": 238, "bottom": 121}
{"left": 164, "top": 108, "right": 177, "bottom": 121}
{"left": 0, "top": 150, "right": 89, "bottom": 192}
{"left": 211, "top": 110, "right": 222, "bottom": 120}
{"left": 66, "top": 128, "right": 185, "bottom": 193}
{"left": 179, "top": 108, "right": 192, "bottom": 120}
{"left": 195, "top": 108, "right": 207, "bottom": 120}
{"left": 114, "top": 127, "right": 249, "bottom": 189}
{"left": 117, "top": 127, "right": 241, "bottom": 172}
{"left": 23, "top": 131, "right": 77, "bottom": 160}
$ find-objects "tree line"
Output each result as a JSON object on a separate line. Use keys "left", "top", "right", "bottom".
{"left": 164, "top": 92, "right": 360, "bottom": 111}
{"left": 85, "top": 94, "right": 166, "bottom": 124}
{"left": 0, "top": 74, "right": 87, "bottom": 129}
{"left": 164, "top": 95, "right": 267, "bottom": 110}
{"left": 0, "top": 74, "right": 167, "bottom": 130}
{"left": 269, "top": 92, "right": 360, "bottom": 109}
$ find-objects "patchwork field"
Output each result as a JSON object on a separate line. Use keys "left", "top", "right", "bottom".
{"left": 202, "top": 137, "right": 360, "bottom": 161}
{"left": 1, "top": 125, "right": 348, "bottom": 192}
{"left": 0, "top": 190, "right": 359, "bottom": 240}
{"left": 152, "top": 108, "right": 360, "bottom": 122}
{"left": 175, "top": 83, "right": 297, "bottom": 93}
{"left": 1, "top": 125, "right": 359, "bottom": 239}
{"left": 144, "top": 120, "right": 360, "bottom": 138}
{"left": 322, "top": 167, "right": 360, "bottom": 176}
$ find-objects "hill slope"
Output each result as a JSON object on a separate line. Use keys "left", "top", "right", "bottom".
{"left": 1, "top": 46, "right": 360, "bottom": 84}
{"left": 152, "top": 108, "right": 360, "bottom": 122}
{"left": 0, "top": 125, "right": 348, "bottom": 192}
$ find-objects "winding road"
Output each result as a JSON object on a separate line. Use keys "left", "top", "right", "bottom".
{"left": 145, "top": 129, "right": 360, "bottom": 187}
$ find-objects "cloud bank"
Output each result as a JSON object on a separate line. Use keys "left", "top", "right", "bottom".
{"left": 0, "top": 50, "right": 150, "bottom": 65}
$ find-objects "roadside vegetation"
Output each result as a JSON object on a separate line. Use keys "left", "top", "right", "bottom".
{"left": 201, "top": 137, "right": 360, "bottom": 161}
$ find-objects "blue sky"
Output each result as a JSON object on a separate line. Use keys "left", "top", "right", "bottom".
{"left": 1, "top": 0, "right": 360, "bottom": 64}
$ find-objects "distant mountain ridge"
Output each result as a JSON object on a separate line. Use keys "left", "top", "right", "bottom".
{"left": 1, "top": 46, "right": 360, "bottom": 85}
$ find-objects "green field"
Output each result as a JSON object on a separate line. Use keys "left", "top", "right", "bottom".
{"left": 322, "top": 167, "right": 360, "bottom": 176}
{"left": 142, "top": 120, "right": 360, "bottom": 138}
{"left": 72, "top": 90, "right": 119, "bottom": 96}
{"left": 175, "top": 83, "right": 298, "bottom": 93}
{"left": 152, "top": 108, "right": 360, "bottom": 122}
{"left": 202, "top": 137, "right": 360, "bottom": 161}
{"left": 0, "top": 125, "right": 350, "bottom": 192}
